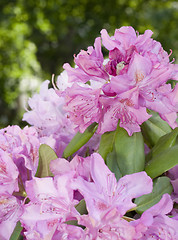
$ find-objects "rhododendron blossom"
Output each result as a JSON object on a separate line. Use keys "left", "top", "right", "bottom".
{"left": 20, "top": 175, "right": 80, "bottom": 239}
{"left": 0, "top": 149, "right": 19, "bottom": 194}
{"left": 60, "top": 26, "right": 178, "bottom": 135}
{"left": 63, "top": 83, "right": 102, "bottom": 132}
{"left": 0, "top": 194, "right": 23, "bottom": 240}
{"left": 71, "top": 153, "right": 153, "bottom": 220}
{"left": 1, "top": 26, "right": 178, "bottom": 239}
{"left": 19, "top": 153, "right": 178, "bottom": 239}
{"left": 132, "top": 194, "right": 178, "bottom": 239}
{"left": 23, "top": 80, "right": 76, "bottom": 157}
{"left": 0, "top": 125, "right": 40, "bottom": 183}
{"left": 0, "top": 125, "right": 40, "bottom": 239}
{"left": 23, "top": 79, "right": 101, "bottom": 157}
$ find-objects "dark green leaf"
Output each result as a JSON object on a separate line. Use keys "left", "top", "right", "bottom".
{"left": 135, "top": 176, "right": 173, "bottom": 214}
{"left": 63, "top": 122, "right": 98, "bottom": 158}
{"left": 75, "top": 199, "right": 88, "bottom": 215}
{"left": 10, "top": 221, "right": 23, "bottom": 240}
{"left": 98, "top": 128, "right": 119, "bottom": 161}
{"left": 145, "top": 145, "right": 178, "bottom": 178}
{"left": 65, "top": 220, "right": 78, "bottom": 226}
{"left": 35, "top": 144, "right": 58, "bottom": 178}
{"left": 115, "top": 127, "right": 145, "bottom": 176}
{"left": 106, "top": 149, "right": 122, "bottom": 180}
{"left": 146, "top": 127, "right": 178, "bottom": 162}
{"left": 141, "top": 112, "right": 172, "bottom": 148}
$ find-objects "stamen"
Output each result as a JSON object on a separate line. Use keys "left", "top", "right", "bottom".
{"left": 170, "top": 58, "right": 175, "bottom": 63}
{"left": 168, "top": 49, "right": 173, "bottom": 57}
{"left": 116, "top": 61, "right": 125, "bottom": 75}
{"left": 52, "top": 74, "right": 59, "bottom": 90}
{"left": 40, "top": 201, "right": 46, "bottom": 214}
{"left": 122, "top": 216, "right": 135, "bottom": 222}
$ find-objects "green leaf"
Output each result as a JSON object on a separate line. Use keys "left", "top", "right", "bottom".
{"left": 106, "top": 149, "right": 122, "bottom": 180}
{"left": 98, "top": 124, "right": 122, "bottom": 179}
{"left": 65, "top": 220, "right": 78, "bottom": 226}
{"left": 35, "top": 144, "right": 58, "bottom": 178}
{"left": 115, "top": 127, "right": 145, "bottom": 176}
{"left": 75, "top": 199, "right": 88, "bottom": 215}
{"left": 146, "top": 127, "right": 178, "bottom": 162}
{"left": 10, "top": 221, "right": 23, "bottom": 240}
{"left": 135, "top": 176, "right": 173, "bottom": 214}
{"left": 63, "top": 122, "right": 98, "bottom": 158}
{"left": 98, "top": 128, "right": 119, "bottom": 161}
{"left": 145, "top": 145, "right": 178, "bottom": 179}
{"left": 141, "top": 112, "right": 172, "bottom": 148}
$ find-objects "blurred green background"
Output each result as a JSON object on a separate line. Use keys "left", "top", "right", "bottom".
{"left": 0, "top": 0, "right": 178, "bottom": 128}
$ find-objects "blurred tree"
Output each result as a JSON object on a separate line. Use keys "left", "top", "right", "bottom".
{"left": 0, "top": 0, "right": 178, "bottom": 127}
{"left": 0, "top": 0, "right": 41, "bottom": 127}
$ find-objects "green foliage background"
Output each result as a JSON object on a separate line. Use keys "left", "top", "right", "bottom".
{"left": 0, "top": 0, "right": 178, "bottom": 127}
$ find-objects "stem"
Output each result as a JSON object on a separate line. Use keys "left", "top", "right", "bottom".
{"left": 122, "top": 216, "right": 135, "bottom": 222}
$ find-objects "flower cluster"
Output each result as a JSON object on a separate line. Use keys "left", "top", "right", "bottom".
{"left": 0, "top": 125, "right": 40, "bottom": 239}
{"left": 0, "top": 26, "right": 178, "bottom": 239}
{"left": 23, "top": 79, "right": 100, "bottom": 157}
{"left": 19, "top": 154, "right": 178, "bottom": 239}
{"left": 23, "top": 80, "right": 76, "bottom": 157}
{"left": 60, "top": 26, "right": 178, "bottom": 135}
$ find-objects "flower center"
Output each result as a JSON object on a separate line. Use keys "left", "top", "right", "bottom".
{"left": 116, "top": 61, "right": 125, "bottom": 75}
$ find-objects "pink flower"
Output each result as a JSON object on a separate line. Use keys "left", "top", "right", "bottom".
{"left": 19, "top": 153, "right": 178, "bottom": 239}
{"left": 50, "top": 153, "right": 151, "bottom": 239}
{"left": 0, "top": 125, "right": 40, "bottom": 183}
{"left": 51, "top": 224, "right": 86, "bottom": 240}
{"left": 23, "top": 80, "right": 75, "bottom": 157}
{"left": 98, "top": 88, "right": 151, "bottom": 135}
{"left": 132, "top": 194, "right": 178, "bottom": 239}
{"left": 158, "top": 83, "right": 178, "bottom": 128}
{"left": 64, "top": 37, "right": 108, "bottom": 83}
{"left": 78, "top": 209, "right": 136, "bottom": 240}
{"left": 72, "top": 153, "right": 153, "bottom": 221}
{"left": 60, "top": 26, "right": 178, "bottom": 135}
{"left": 24, "top": 224, "right": 86, "bottom": 240}
{"left": 56, "top": 70, "right": 73, "bottom": 91}
{"left": 104, "top": 46, "right": 137, "bottom": 77}
{"left": 110, "top": 51, "right": 171, "bottom": 93}
{"left": 109, "top": 52, "right": 178, "bottom": 128}
{"left": 24, "top": 78, "right": 101, "bottom": 157}
{"left": 101, "top": 27, "right": 169, "bottom": 67}
{"left": 0, "top": 193, "right": 23, "bottom": 240}
{"left": 50, "top": 154, "right": 93, "bottom": 201}
{"left": 101, "top": 26, "right": 138, "bottom": 51}
{"left": 0, "top": 126, "right": 39, "bottom": 239}
{"left": 63, "top": 83, "right": 102, "bottom": 132}
{"left": 50, "top": 154, "right": 91, "bottom": 181}
{"left": 0, "top": 149, "right": 19, "bottom": 194}
{"left": 20, "top": 175, "right": 79, "bottom": 239}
